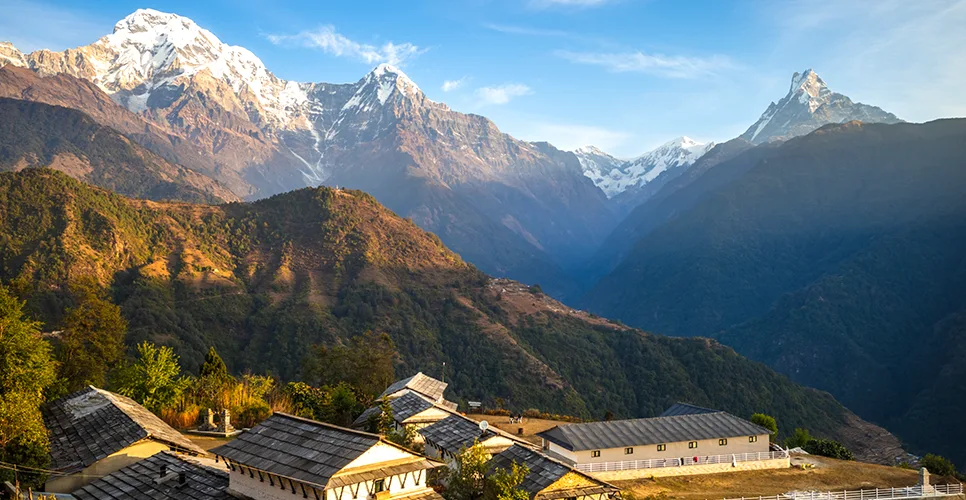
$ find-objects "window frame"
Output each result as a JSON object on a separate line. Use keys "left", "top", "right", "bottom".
{"left": 688, "top": 441, "right": 698, "bottom": 449}
{"left": 657, "top": 444, "right": 666, "bottom": 452}
{"left": 719, "top": 438, "right": 728, "bottom": 446}
{"left": 591, "top": 450, "right": 601, "bottom": 458}
{"left": 373, "top": 479, "right": 386, "bottom": 494}
{"left": 749, "top": 435, "right": 758, "bottom": 443}
{"left": 625, "top": 447, "right": 634, "bottom": 455}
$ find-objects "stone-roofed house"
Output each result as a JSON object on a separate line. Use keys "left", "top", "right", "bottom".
{"left": 212, "top": 413, "right": 445, "bottom": 500}
{"left": 72, "top": 451, "right": 230, "bottom": 499}
{"left": 488, "top": 445, "right": 618, "bottom": 500}
{"left": 43, "top": 386, "right": 206, "bottom": 493}
{"left": 352, "top": 392, "right": 452, "bottom": 434}
{"left": 419, "top": 414, "right": 530, "bottom": 461}
{"left": 379, "top": 373, "right": 448, "bottom": 403}
{"left": 537, "top": 405, "right": 787, "bottom": 479}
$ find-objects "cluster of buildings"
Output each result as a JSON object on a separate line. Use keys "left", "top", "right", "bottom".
{"left": 8, "top": 373, "right": 787, "bottom": 500}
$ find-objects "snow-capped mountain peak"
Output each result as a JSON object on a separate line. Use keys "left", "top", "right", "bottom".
{"left": 740, "top": 69, "right": 899, "bottom": 144}
{"left": 0, "top": 41, "right": 26, "bottom": 68}
{"left": 575, "top": 137, "right": 714, "bottom": 198}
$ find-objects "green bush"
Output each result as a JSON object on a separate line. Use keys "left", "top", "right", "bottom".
{"left": 919, "top": 454, "right": 958, "bottom": 477}
{"left": 803, "top": 438, "right": 854, "bottom": 460}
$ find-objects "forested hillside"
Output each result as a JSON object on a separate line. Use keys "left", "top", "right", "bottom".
{"left": 0, "top": 169, "right": 902, "bottom": 462}
{"left": 583, "top": 119, "right": 966, "bottom": 466}
{"left": 0, "top": 98, "right": 236, "bottom": 204}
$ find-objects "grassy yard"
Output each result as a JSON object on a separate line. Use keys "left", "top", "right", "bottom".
{"left": 616, "top": 455, "right": 923, "bottom": 500}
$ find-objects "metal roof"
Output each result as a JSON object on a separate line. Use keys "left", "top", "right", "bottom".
{"left": 72, "top": 451, "right": 230, "bottom": 500}
{"left": 353, "top": 391, "right": 436, "bottom": 427}
{"left": 211, "top": 413, "right": 441, "bottom": 490}
{"left": 44, "top": 387, "right": 205, "bottom": 474}
{"left": 379, "top": 372, "right": 447, "bottom": 401}
{"left": 488, "top": 445, "right": 618, "bottom": 500}
{"left": 659, "top": 402, "right": 720, "bottom": 417}
{"left": 537, "top": 412, "right": 770, "bottom": 451}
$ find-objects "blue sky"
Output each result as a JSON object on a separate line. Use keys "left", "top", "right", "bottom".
{"left": 3, "top": 0, "right": 965, "bottom": 156}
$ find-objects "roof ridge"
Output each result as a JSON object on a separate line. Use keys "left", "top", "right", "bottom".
{"left": 558, "top": 410, "right": 729, "bottom": 429}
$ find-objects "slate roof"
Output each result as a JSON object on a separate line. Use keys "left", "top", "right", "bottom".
{"left": 537, "top": 412, "right": 771, "bottom": 451}
{"left": 43, "top": 387, "right": 205, "bottom": 474}
{"left": 489, "top": 445, "right": 617, "bottom": 500}
{"left": 659, "top": 402, "right": 719, "bottom": 417}
{"left": 353, "top": 391, "right": 437, "bottom": 427}
{"left": 418, "top": 415, "right": 495, "bottom": 455}
{"left": 380, "top": 372, "right": 447, "bottom": 401}
{"left": 211, "top": 413, "right": 441, "bottom": 490}
{"left": 72, "top": 451, "right": 230, "bottom": 500}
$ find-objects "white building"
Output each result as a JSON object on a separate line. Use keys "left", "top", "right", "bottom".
{"left": 213, "top": 413, "right": 445, "bottom": 500}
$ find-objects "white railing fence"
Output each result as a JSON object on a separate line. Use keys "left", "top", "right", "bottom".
{"left": 574, "top": 450, "right": 789, "bottom": 473}
{"left": 721, "top": 484, "right": 965, "bottom": 500}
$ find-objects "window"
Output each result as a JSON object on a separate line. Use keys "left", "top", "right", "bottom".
{"left": 657, "top": 444, "right": 666, "bottom": 452}
{"left": 625, "top": 447, "right": 634, "bottom": 455}
{"left": 688, "top": 441, "right": 698, "bottom": 449}
{"left": 373, "top": 479, "right": 386, "bottom": 494}
{"left": 591, "top": 450, "right": 601, "bottom": 458}
{"left": 719, "top": 439, "right": 728, "bottom": 446}
{"left": 749, "top": 436, "right": 758, "bottom": 443}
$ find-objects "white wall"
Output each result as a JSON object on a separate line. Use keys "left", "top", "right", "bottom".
{"left": 569, "top": 434, "right": 770, "bottom": 464}
{"left": 46, "top": 441, "right": 170, "bottom": 493}
{"left": 226, "top": 462, "right": 435, "bottom": 500}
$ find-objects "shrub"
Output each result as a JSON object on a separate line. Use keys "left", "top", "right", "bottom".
{"left": 234, "top": 400, "right": 272, "bottom": 428}
{"left": 919, "top": 454, "right": 958, "bottom": 477}
{"left": 803, "top": 438, "right": 854, "bottom": 460}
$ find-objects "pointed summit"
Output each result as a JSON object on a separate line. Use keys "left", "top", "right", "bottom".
{"left": 740, "top": 69, "right": 900, "bottom": 144}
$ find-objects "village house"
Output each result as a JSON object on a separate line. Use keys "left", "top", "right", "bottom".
{"left": 418, "top": 414, "right": 532, "bottom": 461}
{"left": 352, "top": 391, "right": 453, "bottom": 437}
{"left": 42, "top": 386, "right": 207, "bottom": 493}
{"left": 71, "top": 450, "right": 231, "bottom": 499}
{"left": 212, "top": 413, "right": 445, "bottom": 500}
{"left": 488, "top": 445, "right": 619, "bottom": 500}
{"left": 379, "top": 373, "right": 458, "bottom": 410}
{"left": 536, "top": 404, "right": 787, "bottom": 479}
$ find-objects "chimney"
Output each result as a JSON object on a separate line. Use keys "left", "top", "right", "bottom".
{"left": 179, "top": 472, "right": 187, "bottom": 486}
{"left": 160, "top": 464, "right": 167, "bottom": 478}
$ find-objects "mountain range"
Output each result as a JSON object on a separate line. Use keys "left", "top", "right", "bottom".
{"left": 0, "top": 168, "right": 905, "bottom": 464}
{"left": 2, "top": 6, "right": 960, "bottom": 470}
{"left": 0, "top": 11, "right": 907, "bottom": 300}
{"left": 582, "top": 119, "right": 966, "bottom": 467}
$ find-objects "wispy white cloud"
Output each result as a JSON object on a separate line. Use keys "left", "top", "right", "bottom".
{"left": 529, "top": 0, "right": 616, "bottom": 9}
{"left": 476, "top": 84, "right": 533, "bottom": 105}
{"left": 555, "top": 50, "right": 733, "bottom": 79}
{"left": 521, "top": 123, "right": 630, "bottom": 152}
{"left": 483, "top": 23, "right": 574, "bottom": 38}
{"left": 266, "top": 26, "right": 425, "bottom": 67}
{"left": 442, "top": 77, "right": 468, "bottom": 92}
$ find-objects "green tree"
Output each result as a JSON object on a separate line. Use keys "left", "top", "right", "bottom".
{"left": 751, "top": 413, "right": 778, "bottom": 441}
{"left": 199, "top": 347, "right": 228, "bottom": 379}
{"left": 919, "top": 454, "right": 958, "bottom": 477}
{"left": 444, "top": 441, "right": 490, "bottom": 500}
{"left": 485, "top": 462, "right": 530, "bottom": 500}
{"left": 57, "top": 281, "right": 127, "bottom": 392}
{"left": 374, "top": 398, "right": 415, "bottom": 448}
{"left": 115, "top": 342, "right": 188, "bottom": 412}
{"left": 303, "top": 331, "right": 396, "bottom": 398}
{"left": 785, "top": 428, "right": 812, "bottom": 449}
{"left": 0, "top": 285, "right": 57, "bottom": 488}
